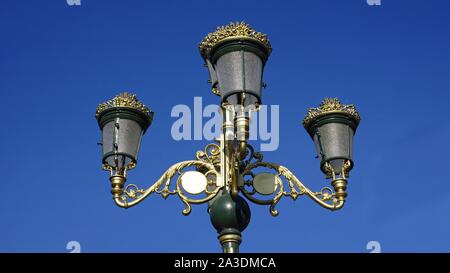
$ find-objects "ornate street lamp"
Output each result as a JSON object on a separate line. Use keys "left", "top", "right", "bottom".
{"left": 95, "top": 22, "right": 361, "bottom": 253}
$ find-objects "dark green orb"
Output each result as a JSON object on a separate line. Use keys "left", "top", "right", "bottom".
{"left": 209, "top": 193, "right": 251, "bottom": 234}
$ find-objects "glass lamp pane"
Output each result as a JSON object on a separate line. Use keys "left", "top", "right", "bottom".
{"left": 313, "top": 122, "right": 354, "bottom": 174}
{"left": 216, "top": 51, "right": 244, "bottom": 95}
{"left": 101, "top": 119, "right": 143, "bottom": 169}
{"left": 117, "top": 119, "right": 143, "bottom": 159}
{"left": 243, "top": 51, "right": 263, "bottom": 93}
{"left": 101, "top": 121, "right": 114, "bottom": 158}
{"left": 215, "top": 51, "right": 263, "bottom": 106}
{"left": 206, "top": 59, "right": 218, "bottom": 88}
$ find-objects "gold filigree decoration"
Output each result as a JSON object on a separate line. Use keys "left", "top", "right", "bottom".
{"left": 95, "top": 92, "right": 153, "bottom": 119}
{"left": 199, "top": 21, "right": 272, "bottom": 59}
{"left": 102, "top": 161, "right": 136, "bottom": 177}
{"left": 196, "top": 143, "right": 221, "bottom": 167}
{"left": 303, "top": 98, "right": 360, "bottom": 128}
{"left": 324, "top": 160, "right": 351, "bottom": 180}
{"left": 243, "top": 144, "right": 264, "bottom": 166}
{"left": 242, "top": 162, "right": 345, "bottom": 216}
{"left": 116, "top": 160, "right": 222, "bottom": 216}
{"left": 123, "top": 184, "right": 145, "bottom": 199}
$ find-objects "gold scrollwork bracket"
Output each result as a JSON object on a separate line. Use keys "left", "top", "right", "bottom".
{"left": 241, "top": 162, "right": 346, "bottom": 217}
{"left": 113, "top": 160, "right": 223, "bottom": 216}
{"left": 195, "top": 143, "right": 221, "bottom": 169}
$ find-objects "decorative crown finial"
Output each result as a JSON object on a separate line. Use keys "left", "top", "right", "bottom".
{"left": 303, "top": 98, "right": 361, "bottom": 128}
{"left": 199, "top": 21, "right": 272, "bottom": 59}
{"left": 95, "top": 92, "right": 153, "bottom": 119}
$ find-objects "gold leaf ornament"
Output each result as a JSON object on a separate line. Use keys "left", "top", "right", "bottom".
{"left": 95, "top": 92, "right": 153, "bottom": 119}
{"left": 199, "top": 21, "right": 272, "bottom": 59}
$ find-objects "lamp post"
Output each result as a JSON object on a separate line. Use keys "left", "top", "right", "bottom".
{"left": 95, "top": 22, "right": 360, "bottom": 253}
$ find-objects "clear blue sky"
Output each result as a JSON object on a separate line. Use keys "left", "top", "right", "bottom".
{"left": 1, "top": 0, "right": 450, "bottom": 253}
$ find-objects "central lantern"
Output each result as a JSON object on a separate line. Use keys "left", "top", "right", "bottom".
{"left": 199, "top": 22, "right": 272, "bottom": 108}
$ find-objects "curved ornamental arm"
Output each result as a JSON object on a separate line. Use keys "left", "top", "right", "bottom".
{"left": 240, "top": 160, "right": 351, "bottom": 216}
{"left": 110, "top": 156, "right": 223, "bottom": 216}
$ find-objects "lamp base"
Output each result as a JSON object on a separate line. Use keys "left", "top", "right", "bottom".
{"left": 110, "top": 175, "right": 126, "bottom": 198}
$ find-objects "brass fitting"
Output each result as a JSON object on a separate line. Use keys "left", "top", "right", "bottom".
{"left": 235, "top": 116, "right": 250, "bottom": 141}
{"left": 110, "top": 175, "right": 126, "bottom": 198}
{"left": 219, "top": 233, "right": 242, "bottom": 253}
{"left": 332, "top": 178, "right": 348, "bottom": 201}
{"left": 235, "top": 116, "right": 250, "bottom": 160}
{"left": 237, "top": 141, "right": 248, "bottom": 161}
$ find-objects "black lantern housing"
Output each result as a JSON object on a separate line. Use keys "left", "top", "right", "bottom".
{"left": 303, "top": 98, "right": 360, "bottom": 175}
{"left": 96, "top": 93, "right": 153, "bottom": 172}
